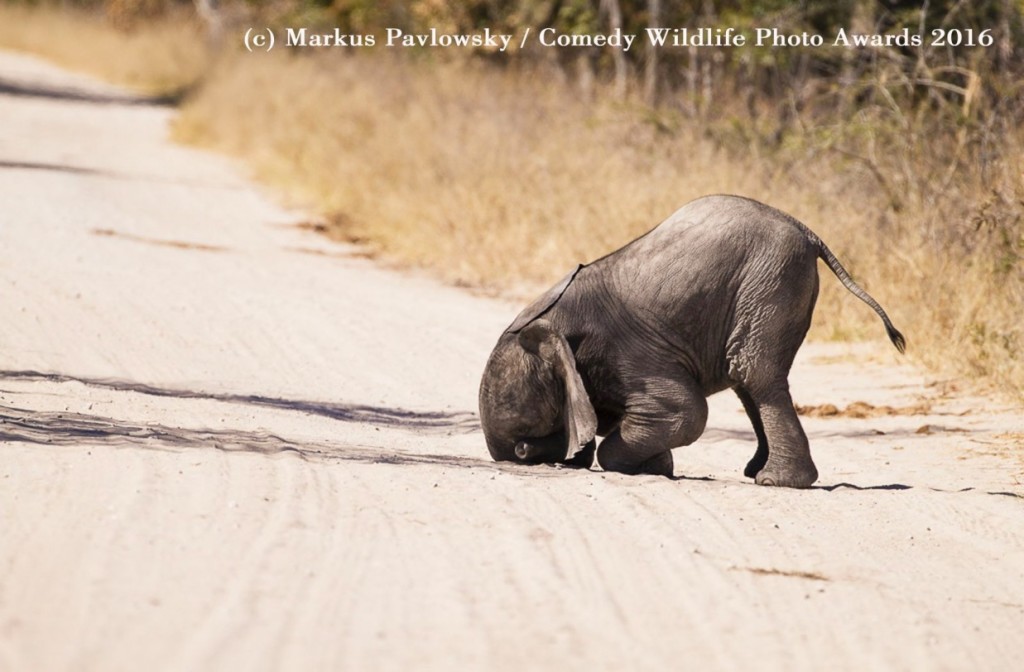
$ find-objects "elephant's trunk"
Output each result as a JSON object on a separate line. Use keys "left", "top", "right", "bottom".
{"left": 514, "top": 440, "right": 538, "bottom": 460}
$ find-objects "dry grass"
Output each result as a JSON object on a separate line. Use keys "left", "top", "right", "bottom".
{"left": 174, "top": 53, "right": 761, "bottom": 290}
{"left": 172, "top": 53, "right": 822, "bottom": 286}
{"left": 0, "top": 3, "right": 207, "bottom": 95}
{"left": 1, "top": 5, "right": 1018, "bottom": 398}
{"left": 173, "top": 52, "right": 1022, "bottom": 398}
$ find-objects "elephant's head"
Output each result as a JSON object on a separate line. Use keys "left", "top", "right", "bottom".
{"left": 478, "top": 319, "right": 597, "bottom": 465}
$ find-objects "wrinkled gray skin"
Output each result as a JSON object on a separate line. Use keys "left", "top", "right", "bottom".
{"left": 478, "top": 195, "right": 906, "bottom": 488}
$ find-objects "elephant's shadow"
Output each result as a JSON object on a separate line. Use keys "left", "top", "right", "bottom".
{"left": 669, "top": 471, "right": 1021, "bottom": 499}
{"left": 815, "top": 482, "right": 1021, "bottom": 498}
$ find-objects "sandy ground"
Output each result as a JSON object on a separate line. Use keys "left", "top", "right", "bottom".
{"left": 1, "top": 50, "right": 1022, "bottom": 672}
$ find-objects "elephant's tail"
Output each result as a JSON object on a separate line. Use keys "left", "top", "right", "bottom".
{"left": 809, "top": 232, "right": 907, "bottom": 354}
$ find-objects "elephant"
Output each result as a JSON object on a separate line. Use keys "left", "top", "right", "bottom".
{"left": 478, "top": 194, "right": 905, "bottom": 488}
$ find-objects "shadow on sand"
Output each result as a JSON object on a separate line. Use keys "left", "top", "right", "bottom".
{"left": 0, "top": 76, "right": 183, "bottom": 107}
{"left": 0, "top": 400, "right": 499, "bottom": 470}
{"left": 2, "top": 369, "right": 1021, "bottom": 495}
{"left": 0, "top": 369, "right": 479, "bottom": 432}
{"left": 0, "top": 369, "right": 505, "bottom": 471}
{"left": 818, "top": 481, "right": 1022, "bottom": 499}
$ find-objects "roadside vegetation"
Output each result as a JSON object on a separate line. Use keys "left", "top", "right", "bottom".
{"left": 0, "top": 2, "right": 206, "bottom": 94}
{"left": 2, "top": 1, "right": 1022, "bottom": 399}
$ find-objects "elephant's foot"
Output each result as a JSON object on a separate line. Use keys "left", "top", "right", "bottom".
{"left": 598, "top": 448, "right": 674, "bottom": 478}
{"left": 562, "top": 440, "right": 596, "bottom": 469}
{"left": 754, "top": 456, "right": 818, "bottom": 489}
{"left": 635, "top": 450, "right": 674, "bottom": 478}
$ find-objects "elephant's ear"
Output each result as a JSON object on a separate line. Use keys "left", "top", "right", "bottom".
{"left": 506, "top": 265, "right": 584, "bottom": 334}
{"left": 518, "top": 319, "right": 598, "bottom": 460}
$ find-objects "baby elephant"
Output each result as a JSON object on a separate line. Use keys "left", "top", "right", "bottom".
{"left": 478, "top": 194, "right": 905, "bottom": 488}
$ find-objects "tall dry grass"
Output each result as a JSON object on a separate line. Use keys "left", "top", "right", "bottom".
{"left": 0, "top": 3, "right": 207, "bottom": 94}
{"left": 1, "top": 3, "right": 1017, "bottom": 397}
{"left": 174, "top": 52, "right": 1022, "bottom": 397}
{"left": 175, "top": 53, "right": 776, "bottom": 289}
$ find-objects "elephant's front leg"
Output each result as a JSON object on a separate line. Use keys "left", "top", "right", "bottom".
{"left": 596, "top": 377, "right": 707, "bottom": 477}
{"left": 562, "top": 438, "right": 596, "bottom": 468}
{"left": 597, "top": 426, "right": 675, "bottom": 476}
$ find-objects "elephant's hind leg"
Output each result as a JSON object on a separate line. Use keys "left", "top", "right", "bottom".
{"left": 735, "top": 385, "right": 769, "bottom": 478}
{"left": 745, "top": 384, "right": 817, "bottom": 488}
{"left": 727, "top": 266, "right": 819, "bottom": 488}
{"left": 596, "top": 375, "right": 707, "bottom": 478}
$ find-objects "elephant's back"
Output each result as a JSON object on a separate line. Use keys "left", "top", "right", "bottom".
{"left": 598, "top": 194, "right": 817, "bottom": 284}
{"left": 638, "top": 195, "right": 814, "bottom": 256}
{"left": 582, "top": 195, "right": 819, "bottom": 384}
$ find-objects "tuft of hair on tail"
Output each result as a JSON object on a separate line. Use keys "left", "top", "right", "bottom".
{"left": 886, "top": 324, "right": 907, "bottom": 354}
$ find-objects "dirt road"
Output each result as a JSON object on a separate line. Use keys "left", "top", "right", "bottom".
{"left": 1, "top": 51, "right": 1022, "bottom": 672}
